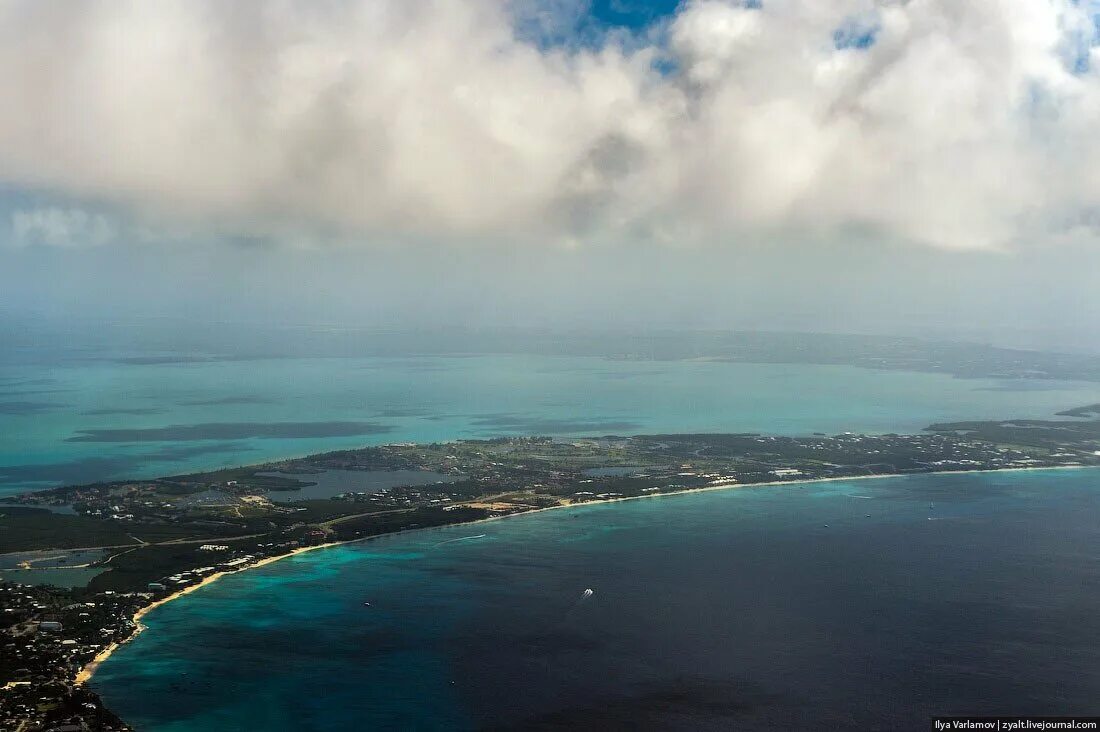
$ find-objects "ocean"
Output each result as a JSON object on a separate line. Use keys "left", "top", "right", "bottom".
{"left": 7, "top": 330, "right": 1100, "bottom": 728}
{"left": 3, "top": 352, "right": 1100, "bottom": 497}
{"left": 90, "top": 469, "right": 1100, "bottom": 730}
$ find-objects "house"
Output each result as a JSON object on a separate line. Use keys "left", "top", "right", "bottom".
{"left": 220, "top": 557, "right": 251, "bottom": 570}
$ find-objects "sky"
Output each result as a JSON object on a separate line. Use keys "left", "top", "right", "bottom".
{"left": 2, "top": 0, "right": 1100, "bottom": 350}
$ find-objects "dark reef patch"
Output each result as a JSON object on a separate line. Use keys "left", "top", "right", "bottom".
{"left": 0, "top": 456, "right": 143, "bottom": 484}
{"left": 137, "top": 442, "right": 254, "bottom": 463}
{"left": 0, "top": 443, "right": 252, "bottom": 485}
{"left": 0, "top": 388, "right": 70, "bottom": 396}
{"left": 599, "top": 369, "right": 669, "bottom": 380}
{"left": 468, "top": 414, "right": 640, "bottom": 434}
{"left": 0, "top": 400, "right": 67, "bottom": 415}
{"left": 66, "top": 421, "right": 393, "bottom": 443}
{"left": 0, "top": 377, "right": 57, "bottom": 386}
{"left": 114, "top": 354, "right": 269, "bottom": 366}
{"left": 115, "top": 355, "right": 217, "bottom": 365}
{"left": 375, "top": 407, "right": 435, "bottom": 418}
{"left": 359, "top": 359, "right": 457, "bottom": 372}
{"left": 179, "top": 396, "right": 275, "bottom": 406}
{"left": 81, "top": 407, "right": 166, "bottom": 417}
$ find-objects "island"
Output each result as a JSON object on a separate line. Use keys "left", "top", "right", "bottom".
{"left": 4, "top": 406, "right": 1100, "bottom": 731}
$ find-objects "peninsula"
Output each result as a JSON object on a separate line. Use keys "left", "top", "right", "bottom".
{"left": 4, "top": 406, "right": 1100, "bottom": 731}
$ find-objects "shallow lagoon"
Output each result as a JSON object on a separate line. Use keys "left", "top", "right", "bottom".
{"left": 256, "top": 469, "right": 458, "bottom": 501}
{"left": 0, "top": 548, "right": 110, "bottom": 588}
{"left": 1, "top": 566, "right": 107, "bottom": 588}
{"left": 3, "top": 354, "right": 1099, "bottom": 496}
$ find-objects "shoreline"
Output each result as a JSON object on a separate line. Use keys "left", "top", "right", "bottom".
{"left": 72, "top": 543, "right": 341, "bottom": 685}
{"left": 73, "top": 463, "right": 1091, "bottom": 686}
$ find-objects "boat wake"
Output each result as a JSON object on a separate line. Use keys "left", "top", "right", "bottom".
{"left": 434, "top": 534, "right": 487, "bottom": 548}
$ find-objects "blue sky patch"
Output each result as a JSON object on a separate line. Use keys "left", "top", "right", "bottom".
{"left": 589, "top": 0, "right": 682, "bottom": 29}
{"left": 833, "top": 18, "right": 879, "bottom": 51}
{"left": 1064, "top": 12, "right": 1100, "bottom": 73}
{"left": 513, "top": 0, "right": 682, "bottom": 51}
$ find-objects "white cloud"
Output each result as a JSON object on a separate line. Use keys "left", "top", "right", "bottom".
{"left": 10, "top": 206, "right": 117, "bottom": 248}
{"left": 0, "top": 0, "right": 1099, "bottom": 250}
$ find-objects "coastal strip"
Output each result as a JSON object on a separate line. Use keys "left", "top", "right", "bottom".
{"left": 72, "top": 463, "right": 1090, "bottom": 686}
{"left": 72, "top": 543, "right": 340, "bottom": 685}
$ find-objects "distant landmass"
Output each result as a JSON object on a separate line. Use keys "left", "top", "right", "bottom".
{"left": 6, "top": 319, "right": 1100, "bottom": 383}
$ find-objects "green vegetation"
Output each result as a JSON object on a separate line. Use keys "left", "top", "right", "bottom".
{"left": 0, "top": 509, "right": 134, "bottom": 553}
{"left": 925, "top": 417, "right": 1100, "bottom": 449}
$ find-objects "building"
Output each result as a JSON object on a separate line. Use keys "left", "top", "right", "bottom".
{"left": 220, "top": 557, "right": 251, "bottom": 570}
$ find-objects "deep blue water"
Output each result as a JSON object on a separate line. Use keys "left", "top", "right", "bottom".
{"left": 3, "top": 353, "right": 1099, "bottom": 497}
{"left": 92, "top": 469, "right": 1100, "bottom": 730}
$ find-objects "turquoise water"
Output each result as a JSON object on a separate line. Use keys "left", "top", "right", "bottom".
{"left": 92, "top": 469, "right": 1100, "bottom": 730}
{"left": 9, "top": 339, "right": 1100, "bottom": 726}
{"left": 3, "top": 354, "right": 1098, "bottom": 496}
